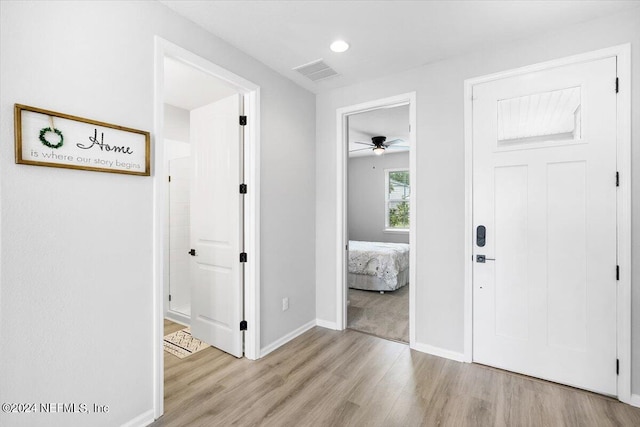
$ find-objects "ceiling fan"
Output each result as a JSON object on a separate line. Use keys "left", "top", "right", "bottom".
{"left": 349, "top": 136, "right": 407, "bottom": 155}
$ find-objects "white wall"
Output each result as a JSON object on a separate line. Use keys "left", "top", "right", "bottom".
{"left": 259, "top": 88, "right": 316, "bottom": 347}
{"left": 0, "top": 1, "right": 315, "bottom": 426}
{"left": 168, "top": 156, "right": 191, "bottom": 317}
{"left": 163, "top": 140, "right": 190, "bottom": 321}
{"left": 348, "top": 152, "right": 409, "bottom": 244}
{"left": 165, "top": 139, "right": 191, "bottom": 160}
{"left": 163, "top": 104, "right": 190, "bottom": 142}
{"left": 316, "top": 7, "right": 640, "bottom": 393}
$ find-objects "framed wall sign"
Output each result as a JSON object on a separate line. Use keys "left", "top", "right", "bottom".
{"left": 14, "top": 104, "right": 151, "bottom": 176}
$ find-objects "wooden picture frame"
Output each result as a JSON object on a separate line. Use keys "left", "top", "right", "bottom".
{"left": 14, "top": 104, "right": 151, "bottom": 176}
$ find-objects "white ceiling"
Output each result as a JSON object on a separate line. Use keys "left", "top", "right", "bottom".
{"left": 159, "top": 1, "right": 640, "bottom": 94}
{"left": 349, "top": 104, "right": 409, "bottom": 158}
{"left": 164, "top": 57, "right": 237, "bottom": 110}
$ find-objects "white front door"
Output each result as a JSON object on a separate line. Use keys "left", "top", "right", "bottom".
{"left": 190, "top": 94, "right": 243, "bottom": 358}
{"left": 472, "top": 57, "right": 617, "bottom": 395}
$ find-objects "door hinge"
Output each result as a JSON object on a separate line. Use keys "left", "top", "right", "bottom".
{"left": 239, "top": 183, "right": 247, "bottom": 194}
{"left": 168, "top": 175, "right": 171, "bottom": 182}
{"left": 616, "top": 171, "right": 619, "bottom": 187}
{"left": 239, "top": 115, "right": 247, "bottom": 126}
{"left": 240, "top": 320, "right": 247, "bottom": 331}
{"left": 616, "top": 359, "right": 619, "bottom": 375}
{"left": 240, "top": 252, "right": 247, "bottom": 263}
{"left": 168, "top": 294, "right": 172, "bottom": 302}
{"left": 616, "top": 265, "right": 620, "bottom": 281}
{"left": 615, "top": 77, "right": 619, "bottom": 93}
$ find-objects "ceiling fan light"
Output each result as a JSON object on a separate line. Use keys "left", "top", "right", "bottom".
{"left": 373, "top": 147, "right": 385, "bottom": 155}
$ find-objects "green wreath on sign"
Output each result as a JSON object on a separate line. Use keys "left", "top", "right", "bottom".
{"left": 39, "top": 127, "right": 64, "bottom": 149}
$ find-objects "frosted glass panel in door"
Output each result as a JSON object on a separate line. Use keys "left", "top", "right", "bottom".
{"left": 497, "top": 86, "right": 581, "bottom": 145}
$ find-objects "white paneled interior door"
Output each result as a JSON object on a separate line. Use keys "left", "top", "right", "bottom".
{"left": 472, "top": 57, "right": 618, "bottom": 395}
{"left": 169, "top": 156, "right": 191, "bottom": 316}
{"left": 190, "top": 94, "right": 243, "bottom": 358}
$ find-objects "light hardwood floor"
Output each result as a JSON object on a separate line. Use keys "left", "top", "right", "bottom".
{"left": 154, "top": 320, "right": 640, "bottom": 426}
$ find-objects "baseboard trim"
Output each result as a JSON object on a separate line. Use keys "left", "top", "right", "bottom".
{"left": 121, "top": 408, "right": 155, "bottom": 427}
{"left": 412, "top": 342, "right": 465, "bottom": 362}
{"left": 165, "top": 310, "right": 189, "bottom": 327}
{"left": 629, "top": 394, "right": 640, "bottom": 408}
{"left": 315, "top": 319, "right": 338, "bottom": 330}
{"left": 316, "top": 319, "right": 338, "bottom": 331}
{"left": 260, "top": 319, "right": 316, "bottom": 358}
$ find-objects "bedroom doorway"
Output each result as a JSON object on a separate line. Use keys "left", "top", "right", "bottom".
{"left": 336, "top": 92, "right": 417, "bottom": 347}
{"left": 346, "top": 106, "right": 411, "bottom": 343}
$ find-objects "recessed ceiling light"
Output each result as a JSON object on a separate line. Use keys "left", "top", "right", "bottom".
{"left": 330, "top": 40, "right": 349, "bottom": 53}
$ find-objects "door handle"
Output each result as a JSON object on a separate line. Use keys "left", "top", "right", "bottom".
{"left": 188, "top": 249, "right": 197, "bottom": 256}
{"left": 476, "top": 255, "right": 495, "bottom": 263}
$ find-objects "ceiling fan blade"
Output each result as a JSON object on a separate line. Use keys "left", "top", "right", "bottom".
{"left": 352, "top": 141, "right": 373, "bottom": 146}
{"left": 386, "top": 145, "right": 409, "bottom": 149}
{"left": 349, "top": 147, "right": 373, "bottom": 152}
{"left": 385, "top": 139, "right": 405, "bottom": 146}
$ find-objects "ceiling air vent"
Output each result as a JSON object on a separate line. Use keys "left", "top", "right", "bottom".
{"left": 293, "top": 59, "right": 339, "bottom": 82}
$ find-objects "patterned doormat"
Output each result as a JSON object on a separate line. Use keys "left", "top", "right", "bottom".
{"left": 163, "top": 328, "right": 209, "bottom": 359}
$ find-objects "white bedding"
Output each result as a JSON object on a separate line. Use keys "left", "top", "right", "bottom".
{"left": 348, "top": 240, "right": 410, "bottom": 291}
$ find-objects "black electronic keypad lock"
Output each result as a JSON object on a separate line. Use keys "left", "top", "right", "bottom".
{"left": 476, "top": 225, "right": 486, "bottom": 247}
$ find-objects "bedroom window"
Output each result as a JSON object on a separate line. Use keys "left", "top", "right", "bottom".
{"left": 385, "top": 169, "right": 410, "bottom": 231}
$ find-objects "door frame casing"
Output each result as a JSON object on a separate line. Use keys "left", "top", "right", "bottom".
{"left": 335, "top": 92, "right": 417, "bottom": 347}
{"left": 152, "top": 37, "right": 261, "bottom": 419}
{"left": 463, "top": 44, "right": 632, "bottom": 403}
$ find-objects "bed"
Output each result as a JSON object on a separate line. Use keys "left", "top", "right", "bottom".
{"left": 348, "top": 240, "right": 410, "bottom": 292}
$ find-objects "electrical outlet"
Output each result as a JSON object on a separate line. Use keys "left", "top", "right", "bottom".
{"left": 282, "top": 297, "right": 289, "bottom": 311}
